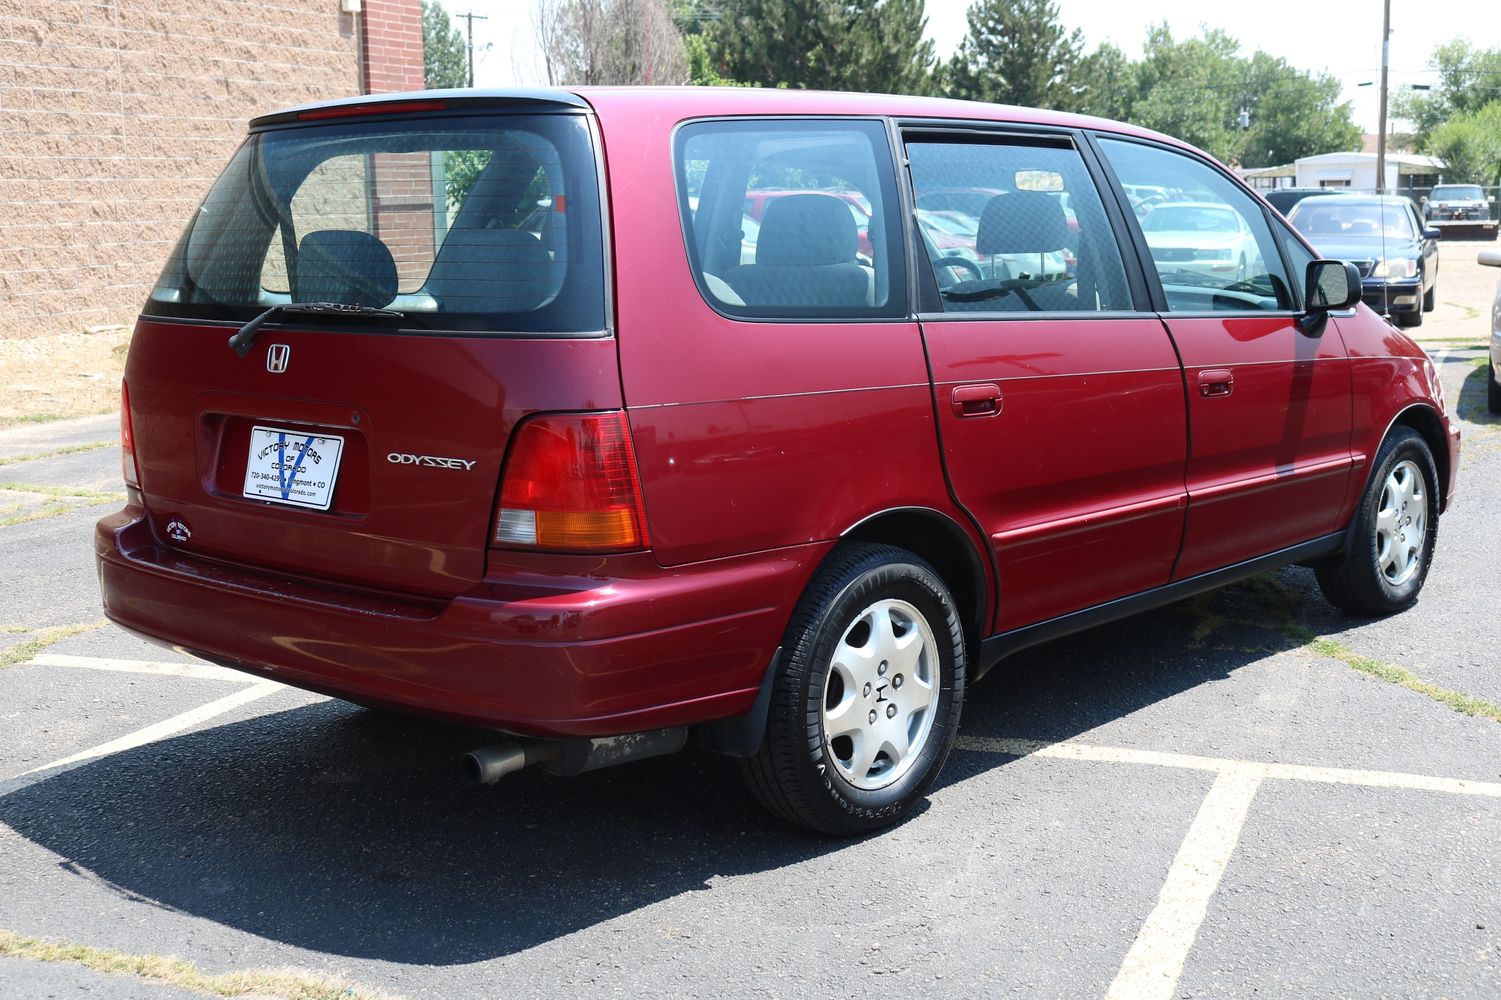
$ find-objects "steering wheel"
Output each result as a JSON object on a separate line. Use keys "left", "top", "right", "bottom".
{"left": 932, "top": 255, "right": 983, "bottom": 284}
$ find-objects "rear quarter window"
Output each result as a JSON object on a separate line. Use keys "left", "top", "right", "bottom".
{"left": 674, "top": 119, "right": 906, "bottom": 321}
{"left": 148, "top": 112, "right": 606, "bottom": 334}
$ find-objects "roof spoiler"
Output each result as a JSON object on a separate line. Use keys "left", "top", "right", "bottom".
{"left": 250, "top": 88, "right": 589, "bottom": 130}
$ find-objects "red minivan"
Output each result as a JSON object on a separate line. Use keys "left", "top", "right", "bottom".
{"left": 97, "top": 88, "right": 1460, "bottom": 834}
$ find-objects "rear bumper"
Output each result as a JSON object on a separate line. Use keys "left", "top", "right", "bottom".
{"left": 96, "top": 508, "right": 817, "bottom": 738}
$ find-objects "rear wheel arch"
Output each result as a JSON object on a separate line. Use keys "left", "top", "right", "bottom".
{"left": 840, "top": 507, "right": 991, "bottom": 655}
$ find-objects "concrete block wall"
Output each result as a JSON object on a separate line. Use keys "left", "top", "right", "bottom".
{"left": 0, "top": 0, "right": 423, "bottom": 340}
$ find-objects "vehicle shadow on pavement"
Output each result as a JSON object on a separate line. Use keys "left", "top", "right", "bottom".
{"left": 0, "top": 568, "right": 1346, "bottom": 965}
{"left": 1456, "top": 364, "right": 1499, "bottom": 427}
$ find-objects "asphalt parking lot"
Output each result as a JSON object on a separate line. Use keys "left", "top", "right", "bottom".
{"left": 2, "top": 257, "right": 1499, "bottom": 998}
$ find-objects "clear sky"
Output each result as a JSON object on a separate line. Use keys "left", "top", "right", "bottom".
{"left": 442, "top": 0, "right": 1466, "bottom": 132}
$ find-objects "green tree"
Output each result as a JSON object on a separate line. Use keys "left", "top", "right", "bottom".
{"left": 422, "top": 0, "right": 468, "bottom": 89}
{"left": 1238, "top": 53, "right": 1361, "bottom": 168}
{"left": 714, "top": 0, "right": 935, "bottom": 94}
{"left": 685, "top": 32, "right": 751, "bottom": 86}
{"left": 945, "top": 0, "right": 1083, "bottom": 108}
{"left": 1394, "top": 42, "right": 1501, "bottom": 142}
{"left": 1071, "top": 43, "right": 1135, "bottom": 120}
{"left": 1427, "top": 103, "right": 1501, "bottom": 186}
{"left": 1129, "top": 25, "right": 1241, "bottom": 162}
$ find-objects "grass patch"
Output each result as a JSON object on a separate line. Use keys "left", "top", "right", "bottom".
{"left": 1417, "top": 334, "right": 1489, "bottom": 344}
{"left": 0, "top": 409, "right": 116, "bottom": 431}
{"left": 0, "top": 621, "right": 107, "bottom": 669}
{"left": 0, "top": 482, "right": 125, "bottom": 501}
{"left": 0, "top": 441, "right": 113, "bottom": 467}
{"left": 1304, "top": 637, "right": 1501, "bottom": 723}
{"left": 1471, "top": 355, "right": 1491, "bottom": 370}
{"left": 0, "top": 413, "right": 74, "bottom": 430}
{"left": 0, "top": 928, "right": 396, "bottom": 1000}
{"left": 0, "top": 501, "right": 78, "bottom": 528}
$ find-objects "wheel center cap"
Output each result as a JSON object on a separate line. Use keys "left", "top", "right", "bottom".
{"left": 875, "top": 680, "right": 890, "bottom": 703}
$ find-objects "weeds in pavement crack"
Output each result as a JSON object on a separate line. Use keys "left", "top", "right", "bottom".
{"left": 0, "top": 928, "right": 397, "bottom": 1000}
{"left": 0, "top": 441, "right": 113, "bottom": 467}
{"left": 1301, "top": 637, "right": 1501, "bottom": 724}
{"left": 0, "top": 621, "right": 108, "bottom": 669}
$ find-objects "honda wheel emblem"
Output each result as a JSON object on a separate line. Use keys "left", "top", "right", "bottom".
{"left": 266, "top": 343, "right": 291, "bottom": 374}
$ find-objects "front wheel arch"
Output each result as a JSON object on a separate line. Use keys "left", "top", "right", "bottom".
{"left": 1388, "top": 404, "right": 1450, "bottom": 513}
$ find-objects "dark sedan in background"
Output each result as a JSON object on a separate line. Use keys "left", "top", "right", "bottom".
{"left": 1287, "top": 194, "right": 1440, "bottom": 327}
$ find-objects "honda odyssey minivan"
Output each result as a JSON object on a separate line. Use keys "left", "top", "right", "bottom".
{"left": 97, "top": 87, "right": 1460, "bottom": 835}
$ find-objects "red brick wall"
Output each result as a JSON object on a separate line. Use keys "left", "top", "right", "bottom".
{"left": 360, "top": 0, "right": 424, "bottom": 95}
{"left": 0, "top": 0, "right": 424, "bottom": 340}
{"left": 360, "top": 2, "right": 431, "bottom": 290}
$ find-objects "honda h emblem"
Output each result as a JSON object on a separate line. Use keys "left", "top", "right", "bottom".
{"left": 266, "top": 344, "right": 291, "bottom": 374}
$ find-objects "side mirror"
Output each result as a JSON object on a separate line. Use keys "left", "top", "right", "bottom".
{"left": 1424, "top": 227, "right": 1442, "bottom": 240}
{"left": 1305, "top": 259, "right": 1361, "bottom": 311}
{"left": 1479, "top": 249, "right": 1501, "bottom": 268}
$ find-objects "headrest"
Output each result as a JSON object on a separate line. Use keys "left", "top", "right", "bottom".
{"left": 756, "top": 194, "right": 858, "bottom": 267}
{"left": 976, "top": 192, "right": 1068, "bottom": 256}
{"left": 425, "top": 227, "right": 555, "bottom": 313}
{"left": 296, "top": 230, "right": 397, "bottom": 307}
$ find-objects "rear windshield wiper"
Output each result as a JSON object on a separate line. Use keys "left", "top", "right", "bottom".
{"left": 228, "top": 302, "right": 405, "bottom": 357}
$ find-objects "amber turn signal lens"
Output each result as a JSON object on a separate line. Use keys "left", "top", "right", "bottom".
{"left": 492, "top": 411, "right": 649, "bottom": 552}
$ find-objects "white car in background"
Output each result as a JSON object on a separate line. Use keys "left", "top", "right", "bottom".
{"left": 1482, "top": 248, "right": 1501, "bottom": 413}
{"left": 1141, "top": 201, "right": 1262, "bottom": 283}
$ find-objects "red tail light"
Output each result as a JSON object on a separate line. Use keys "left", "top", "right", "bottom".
{"left": 120, "top": 380, "right": 140, "bottom": 488}
{"left": 493, "top": 411, "right": 650, "bottom": 552}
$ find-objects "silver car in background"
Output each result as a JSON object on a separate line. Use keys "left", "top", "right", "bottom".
{"left": 1482, "top": 248, "right": 1501, "bottom": 414}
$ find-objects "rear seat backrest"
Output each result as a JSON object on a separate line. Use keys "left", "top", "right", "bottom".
{"left": 721, "top": 194, "right": 870, "bottom": 309}
{"left": 296, "top": 230, "right": 398, "bottom": 307}
{"left": 426, "top": 228, "right": 557, "bottom": 314}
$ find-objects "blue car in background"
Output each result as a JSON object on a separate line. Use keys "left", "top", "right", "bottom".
{"left": 1287, "top": 194, "right": 1440, "bottom": 328}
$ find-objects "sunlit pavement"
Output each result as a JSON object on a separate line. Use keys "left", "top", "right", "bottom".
{"left": 0, "top": 322, "right": 1497, "bottom": 998}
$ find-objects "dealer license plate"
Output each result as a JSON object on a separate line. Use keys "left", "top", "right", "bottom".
{"left": 242, "top": 425, "right": 344, "bottom": 511}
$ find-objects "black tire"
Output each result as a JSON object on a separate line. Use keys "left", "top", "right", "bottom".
{"left": 1488, "top": 358, "right": 1501, "bottom": 415}
{"left": 1315, "top": 426, "right": 1439, "bottom": 616}
{"left": 1422, "top": 281, "right": 1436, "bottom": 312}
{"left": 740, "top": 543, "right": 965, "bottom": 836}
{"left": 1394, "top": 307, "right": 1423, "bottom": 328}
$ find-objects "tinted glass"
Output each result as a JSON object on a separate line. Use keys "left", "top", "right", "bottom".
{"left": 1099, "top": 138, "right": 1294, "bottom": 312}
{"left": 1288, "top": 200, "right": 1417, "bottom": 239}
{"left": 1273, "top": 218, "right": 1316, "bottom": 310}
{"left": 675, "top": 119, "right": 905, "bottom": 319}
{"left": 906, "top": 139, "right": 1132, "bottom": 313}
{"left": 1432, "top": 185, "right": 1483, "bottom": 201}
{"left": 146, "top": 113, "right": 605, "bottom": 333}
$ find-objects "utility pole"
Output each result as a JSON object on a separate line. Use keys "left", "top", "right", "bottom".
{"left": 460, "top": 10, "right": 489, "bottom": 88}
{"left": 1376, "top": 0, "right": 1391, "bottom": 194}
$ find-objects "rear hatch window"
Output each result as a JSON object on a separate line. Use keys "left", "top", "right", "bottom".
{"left": 147, "top": 112, "right": 606, "bottom": 333}
{"left": 125, "top": 107, "right": 622, "bottom": 600}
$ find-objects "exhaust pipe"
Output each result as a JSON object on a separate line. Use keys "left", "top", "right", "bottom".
{"left": 463, "top": 740, "right": 559, "bottom": 784}
{"left": 463, "top": 727, "right": 687, "bottom": 784}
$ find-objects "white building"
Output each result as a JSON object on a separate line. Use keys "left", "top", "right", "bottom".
{"left": 1242, "top": 152, "right": 1444, "bottom": 192}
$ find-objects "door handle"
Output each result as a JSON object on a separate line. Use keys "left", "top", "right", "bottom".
{"left": 951, "top": 383, "right": 1003, "bottom": 417}
{"left": 1198, "top": 369, "right": 1234, "bottom": 397}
